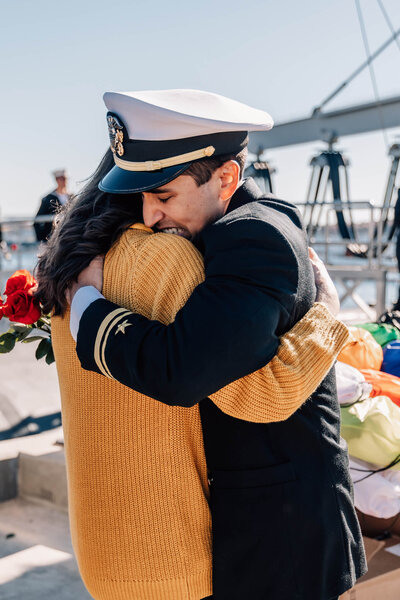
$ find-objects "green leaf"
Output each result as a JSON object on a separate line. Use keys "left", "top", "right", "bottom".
{"left": 35, "top": 338, "right": 51, "bottom": 360}
{"left": 45, "top": 346, "right": 55, "bottom": 365}
{"left": 11, "top": 325, "right": 32, "bottom": 334}
{"left": 15, "top": 328, "right": 34, "bottom": 342}
{"left": 37, "top": 317, "right": 51, "bottom": 328}
{"left": 0, "top": 333, "right": 16, "bottom": 353}
{"left": 1, "top": 327, "right": 19, "bottom": 338}
{"left": 22, "top": 335, "right": 49, "bottom": 344}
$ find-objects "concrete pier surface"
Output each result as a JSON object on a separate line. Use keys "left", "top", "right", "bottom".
{"left": 0, "top": 337, "right": 61, "bottom": 435}
{"left": 0, "top": 497, "right": 92, "bottom": 599}
{"left": 0, "top": 335, "right": 93, "bottom": 598}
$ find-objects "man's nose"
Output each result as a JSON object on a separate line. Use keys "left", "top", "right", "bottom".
{"left": 142, "top": 198, "right": 165, "bottom": 228}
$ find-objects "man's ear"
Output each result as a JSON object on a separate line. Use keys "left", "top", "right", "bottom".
{"left": 219, "top": 160, "right": 240, "bottom": 203}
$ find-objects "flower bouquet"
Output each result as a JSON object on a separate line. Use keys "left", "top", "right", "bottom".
{"left": 0, "top": 270, "right": 54, "bottom": 364}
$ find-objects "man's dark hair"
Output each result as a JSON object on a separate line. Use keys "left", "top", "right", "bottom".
{"left": 184, "top": 147, "right": 248, "bottom": 186}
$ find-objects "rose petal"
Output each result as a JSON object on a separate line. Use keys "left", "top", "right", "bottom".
{"left": 4, "top": 270, "right": 37, "bottom": 296}
{"left": 3, "top": 290, "right": 41, "bottom": 324}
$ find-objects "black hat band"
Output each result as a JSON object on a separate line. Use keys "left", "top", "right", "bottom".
{"left": 107, "top": 112, "right": 248, "bottom": 172}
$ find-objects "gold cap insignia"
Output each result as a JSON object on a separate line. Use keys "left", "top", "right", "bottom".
{"left": 107, "top": 114, "right": 125, "bottom": 157}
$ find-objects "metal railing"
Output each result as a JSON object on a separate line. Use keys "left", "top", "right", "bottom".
{"left": 296, "top": 200, "right": 399, "bottom": 319}
{"left": 296, "top": 199, "right": 395, "bottom": 267}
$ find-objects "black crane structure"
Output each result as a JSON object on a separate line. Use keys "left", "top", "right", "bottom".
{"left": 244, "top": 161, "right": 275, "bottom": 195}
{"left": 304, "top": 149, "right": 355, "bottom": 243}
{"left": 246, "top": 1, "right": 400, "bottom": 259}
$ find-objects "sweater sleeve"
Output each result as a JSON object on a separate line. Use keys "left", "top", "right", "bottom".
{"left": 210, "top": 302, "right": 349, "bottom": 423}
{"left": 85, "top": 231, "right": 348, "bottom": 419}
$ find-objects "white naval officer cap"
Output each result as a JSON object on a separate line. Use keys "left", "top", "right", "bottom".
{"left": 52, "top": 168, "right": 67, "bottom": 179}
{"left": 99, "top": 89, "right": 274, "bottom": 194}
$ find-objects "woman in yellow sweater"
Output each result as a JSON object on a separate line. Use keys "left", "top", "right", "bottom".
{"left": 38, "top": 152, "right": 349, "bottom": 600}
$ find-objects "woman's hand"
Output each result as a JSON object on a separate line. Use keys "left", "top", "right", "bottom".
{"left": 308, "top": 247, "right": 340, "bottom": 317}
{"left": 65, "top": 256, "right": 104, "bottom": 304}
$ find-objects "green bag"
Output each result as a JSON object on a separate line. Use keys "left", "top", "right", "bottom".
{"left": 355, "top": 322, "right": 400, "bottom": 347}
{"left": 341, "top": 396, "right": 400, "bottom": 469}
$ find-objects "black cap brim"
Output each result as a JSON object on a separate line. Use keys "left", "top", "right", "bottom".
{"left": 98, "top": 162, "right": 192, "bottom": 194}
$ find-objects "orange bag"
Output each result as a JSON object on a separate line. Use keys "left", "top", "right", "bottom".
{"left": 360, "top": 369, "right": 400, "bottom": 408}
{"left": 337, "top": 326, "right": 383, "bottom": 371}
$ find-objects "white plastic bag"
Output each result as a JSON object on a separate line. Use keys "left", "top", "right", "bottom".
{"left": 349, "top": 457, "right": 400, "bottom": 519}
{"left": 335, "top": 361, "right": 372, "bottom": 406}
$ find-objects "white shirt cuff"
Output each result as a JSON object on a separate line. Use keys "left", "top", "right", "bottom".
{"left": 70, "top": 286, "right": 104, "bottom": 341}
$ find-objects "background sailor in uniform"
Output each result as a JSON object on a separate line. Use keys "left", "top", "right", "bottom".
{"left": 34, "top": 168, "right": 71, "bottom": 242}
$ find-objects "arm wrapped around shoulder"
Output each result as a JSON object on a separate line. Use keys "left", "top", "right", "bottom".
{"left": 77, "top": 218, "right": 304, "bottom": 406}
{"left": 210, "top": 303, "right": 350, "bottom": 422}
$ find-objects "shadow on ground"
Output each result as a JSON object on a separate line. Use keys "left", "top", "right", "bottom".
{"left": 0, "top": 555, "right": 92, "bottom": 600}
{"left": 0, "top": 411, "right": 62, "bottom": 441}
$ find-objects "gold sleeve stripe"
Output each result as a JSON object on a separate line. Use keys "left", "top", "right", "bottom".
{"left": 100, "top": 311, "right": 133, "bottom": 379}
{"left": 94, "top": 308, "right": 130, "bottom": 378}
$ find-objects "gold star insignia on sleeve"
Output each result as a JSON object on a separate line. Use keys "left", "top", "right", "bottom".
{"left": 115, "top": 319, "right": 132, "bottom": 335}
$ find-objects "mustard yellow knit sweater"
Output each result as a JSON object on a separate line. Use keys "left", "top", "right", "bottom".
{"left": 52, "top": 226, "right": 349, "bottom": 600}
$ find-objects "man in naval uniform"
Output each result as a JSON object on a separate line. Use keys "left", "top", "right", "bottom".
{"left": 34, "top": 168, "right": 71, "bottom": 242}
{"left": 67, "top": 90, "right": 366, "bottom": 600}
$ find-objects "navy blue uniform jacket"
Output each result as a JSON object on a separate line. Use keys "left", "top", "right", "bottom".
{"left": 34, "top": 192, "right": 63, "bottom": 242}
{"left": 77, "top": 178, "right": 366, "bottom": 599}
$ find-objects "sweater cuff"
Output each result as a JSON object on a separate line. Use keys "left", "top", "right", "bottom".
{"left": 286, "top": 302, "right": 350, "bottom": 355}
{"left": 70, "top": 286, "right": 105, "bottom": 341}
{"left": 76, "top": 298, "right": 124, "bottom": 375}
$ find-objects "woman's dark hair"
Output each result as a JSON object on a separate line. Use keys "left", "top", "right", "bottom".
{"left": 36, "top": 146, "right": 248, "bottom": 316}
{"left": 36, "top": 148, "right": 142, "bottom": 316}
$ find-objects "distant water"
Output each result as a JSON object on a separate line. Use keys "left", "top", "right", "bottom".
{"left": 0, "top": 220, "right": 40, "bottom": 285}
{"left": 0, "top": 244, "right": 40, "bottom": 289}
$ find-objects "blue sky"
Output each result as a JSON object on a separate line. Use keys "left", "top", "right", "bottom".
{"left": 1, "top": 0, "right": 400, "bottom": 216}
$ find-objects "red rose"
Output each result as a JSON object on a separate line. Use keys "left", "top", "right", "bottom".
{"left": 4, "top": 270, "right": 37, "bottom": 296}
{"left": 2, "top": 289, "right": 41, "bottom": 324}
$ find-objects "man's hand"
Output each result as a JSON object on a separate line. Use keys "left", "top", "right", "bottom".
{"left": 308, "top": 247, "right": 340, "bottom": 317}
{"left": 65, "top": 256, "right": 104, "bottom": 304}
